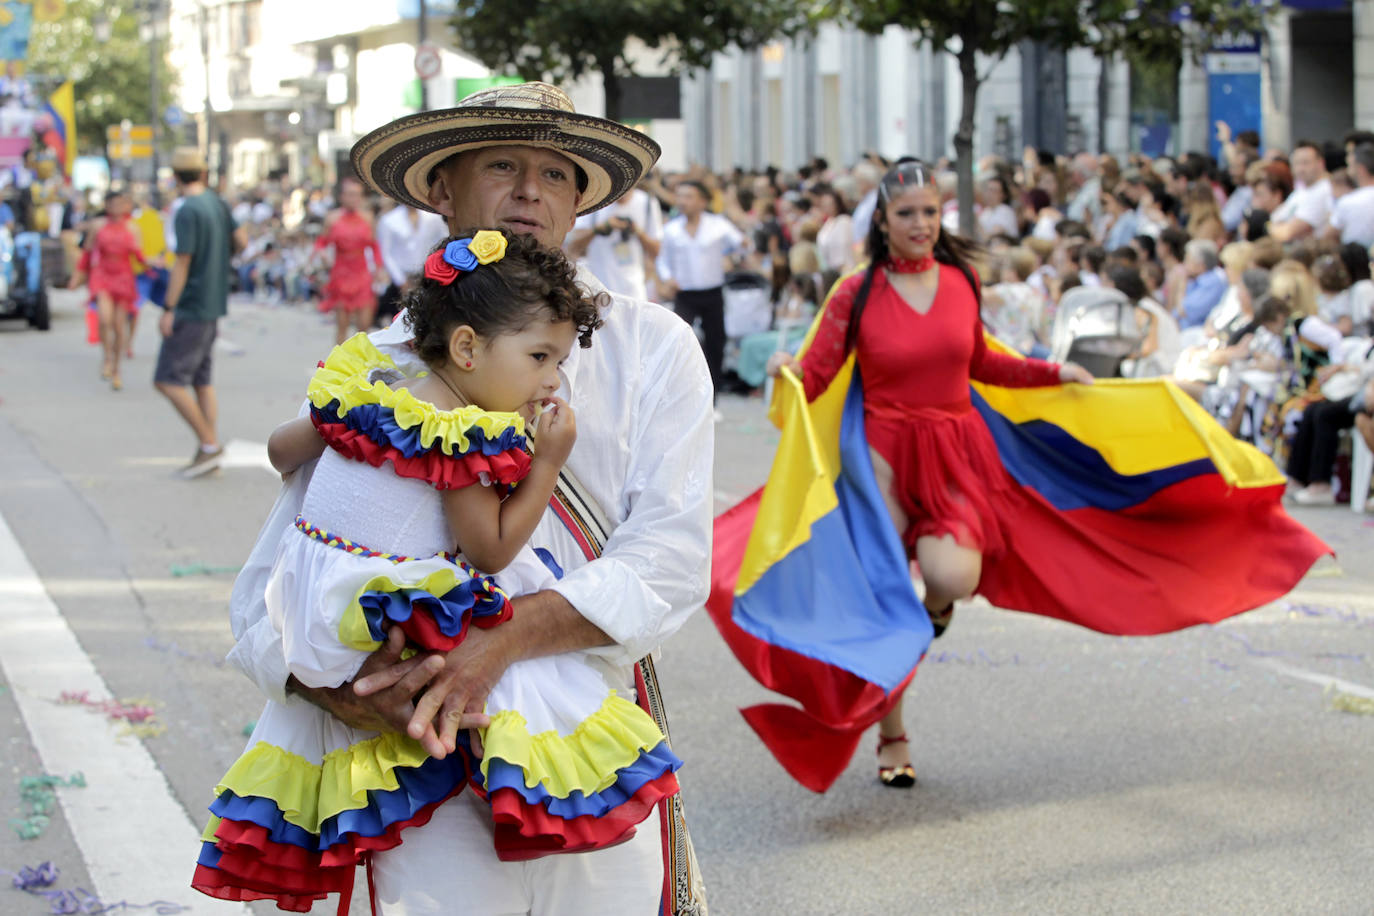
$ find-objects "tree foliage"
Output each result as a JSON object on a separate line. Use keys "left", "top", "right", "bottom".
{"left": 827, "top": 0, "right": 1271, "bottom": 234}
{"left": 449, "top": 0, "right": 814, "bottom": 120}
{"left": 26, "top": 0, "right": 177, "bottom": 154}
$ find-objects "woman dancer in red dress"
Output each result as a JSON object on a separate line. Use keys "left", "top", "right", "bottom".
{"left": 70, "top": 189, "right": 147, "bottom": 391}
{"left": 312, "top": 177, "right": 384, "bottom": 343}
{"left": 768, "top": 161, "right": 1092, "bottom": 787}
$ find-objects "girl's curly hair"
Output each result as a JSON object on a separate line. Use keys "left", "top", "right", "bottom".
{"left": 404, "top": 228, "right": 606, "bottom": 367}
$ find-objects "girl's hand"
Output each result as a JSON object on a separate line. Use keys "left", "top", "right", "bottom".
{"left": 766, "top": 351, "right": 802, "bottom": 379}
{"left": 533, "top": 397, "right": 576, "bottom": 466}
{"left": 1059, "top": 362, "right": 1095, "bottom": 385}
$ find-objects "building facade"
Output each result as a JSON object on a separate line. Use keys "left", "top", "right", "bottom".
{"left": 163, "top": 0, "right": 689, "bottom": 191}
{"left": 682, "top": 1, "right": 1373, "bottom": 172}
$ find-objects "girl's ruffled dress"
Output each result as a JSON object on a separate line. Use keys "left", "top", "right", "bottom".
{"left": 193, "top": 335, "right": 682, "bottom": 912}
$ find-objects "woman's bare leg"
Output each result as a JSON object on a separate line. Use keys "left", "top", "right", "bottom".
{"left": 334, "top": 307, "right": 349, "bottom": 345}
{"left": 96, "top": 292, "right": 116, "bottom": 379}
{"left": 878, "top": 533, "right": 983, "bottom": 772}
{"left": 110, "top": 303, "right": 129, "bottom": 387}
{"left": 353, "top": 302, "right": 376, "bottom": 336}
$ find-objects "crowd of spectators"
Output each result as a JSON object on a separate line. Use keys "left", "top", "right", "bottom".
{"left": 551, "top": 127, "right": 1374, "bottom": 506}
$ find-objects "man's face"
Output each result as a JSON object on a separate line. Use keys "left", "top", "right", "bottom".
{"left": 427, "top": 145, "right": 582, "bottom": 249}
{"left": 1292, "top": 146, "right": 1322, "bottom": 186}
{"left": 676, "top": 185, "right": 707, "bottom": 217}
{"left": 1184, "top": 252, "right": 1205, "bottom": 279}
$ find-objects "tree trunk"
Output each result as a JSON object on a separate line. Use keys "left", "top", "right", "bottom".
{"left": 955, "top": 43, "right": 979, "bottom": 239}
{"left": 601, "top": 60, "right": 622, "bottom": 122}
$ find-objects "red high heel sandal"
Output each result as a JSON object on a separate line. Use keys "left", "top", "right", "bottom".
{"left": 877, "top": 733, "right": 915, "bottom": 788}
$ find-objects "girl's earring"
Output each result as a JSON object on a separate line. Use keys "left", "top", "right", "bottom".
{"left": 464, "top": 360, "right": 472, "bottom": 368}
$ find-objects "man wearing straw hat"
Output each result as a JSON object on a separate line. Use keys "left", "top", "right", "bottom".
{"left": 226, "top": 82, "right": 712, "bottom": 914}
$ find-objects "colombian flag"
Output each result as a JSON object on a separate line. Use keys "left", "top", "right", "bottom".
{"left": 43, "top": 81, "right": 75, "bottom": 179}
{"left": 708, "top": 311, "right": 1330, "bottom": 793}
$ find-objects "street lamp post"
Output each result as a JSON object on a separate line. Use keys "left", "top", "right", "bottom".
{"left": 138, "top": 0, "right": 166, "bottom": 206}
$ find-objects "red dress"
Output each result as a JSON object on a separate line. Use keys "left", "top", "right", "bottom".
{"left": 800, "top": 264, "right": 1061, "bottom": 558}
{"left": 87, "top": 218, "right": 146, "bottom": 311}
{"left": 315, "top": 210, "right": 381, "bottom": 312}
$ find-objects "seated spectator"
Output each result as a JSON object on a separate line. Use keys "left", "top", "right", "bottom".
{"left": 1205, "top": 294, "right": 1296, "bottom": 451}
{"left": 1269, "top": 140, "right": 1333, "bottom": 243}
{"left": 1109, "top": 264, "right": 1179, "bottom": 378}
{"left": 1078, "top": 244, "right": 1106, "bottom": 287}
{"left": 1313, "top": 254, "right": 1357, "bottom": 335}
{"left": 1178, "top": 238, "right": 1229, "bottom": 333}
{"left": 1286, "top": 334, "right": 1374, "bottom": 505}
{"left": 1327, "top": 142, "right": 1374, "bottom": 248}
{"left": 1101, "top": 190, "right": 1139, "bottom": 251}
{"left": 983, "top": 247, "right": 1047, "bottom": 355}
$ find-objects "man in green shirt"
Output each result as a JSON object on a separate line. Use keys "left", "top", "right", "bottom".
{"left": 155, "top": 147, "right": 243, "bottom": 477}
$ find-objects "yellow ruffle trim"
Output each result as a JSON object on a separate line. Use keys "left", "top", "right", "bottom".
{"left": 213, "top": 730, "right": 431, "bottom": 834}
{"left": 308, "top": 333, "right": 526, "bottom": 455}
{"left": 479, "top": 692, "right": 668, "bottom": 796}
{"left": 208, "top": 693, "right": 668, "bottom": 833}
{"left": 336, "top": 566, "right": 504, "bottom": 652}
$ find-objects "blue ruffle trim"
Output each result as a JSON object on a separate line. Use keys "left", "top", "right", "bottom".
{"left": 473, "top": 741, "right": 683, "bottom": 819}
{"left": 357, "top": 579, "right": 508, "bottom": 643}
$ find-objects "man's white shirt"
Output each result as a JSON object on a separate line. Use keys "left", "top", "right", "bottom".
{"left": 656, "top": 212, "right": 743, "bottom": 291}
{"left": 227, "top": 267, "right": 715, "bottom": 702}
{"left": 572, "top": 189, "right": 663, "bottom": 302}
{"left": 1329, "top": 185, "right": 1374, "bottom": 248}
{"left": 1271, "top": 176, "right": 1333, "bottom": 233}
{"left": 377, "top": 205, "right": 449, "bottom": 287}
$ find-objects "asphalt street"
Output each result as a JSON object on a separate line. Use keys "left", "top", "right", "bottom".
{"left": 0, "top": 288, "right": 1370, "bottom": 915}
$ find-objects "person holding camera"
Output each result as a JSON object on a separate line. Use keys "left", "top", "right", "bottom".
{"left": 565, "top": 181, "right": 663, "bottom": 301}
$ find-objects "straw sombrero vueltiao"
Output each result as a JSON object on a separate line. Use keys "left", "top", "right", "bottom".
{"left": 351, "top": 82, "right": 661, "bottom": 217}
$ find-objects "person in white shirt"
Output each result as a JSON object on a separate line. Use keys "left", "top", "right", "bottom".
{"left": 375, "top": 201, "right": 447, "bottom": 324}
{"left": 1269, "top": 140, "right": 1332, "bottom": 242}
{"left": 657, "top": 179, "right": 744, "bottom": 397}
{"left": 977, "top": 173, "right": 1020, "bottom": 241}
{"left": 225, "top": 81, "right": 712, "bottom": 915}
{"left": 1326, "top": 142, "right": 1374, "bottom": 249}
{"left": 565, "top": 185, "right": 662, "bottom": 301}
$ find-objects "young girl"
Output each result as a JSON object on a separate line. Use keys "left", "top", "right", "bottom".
{"left": 193, "top": 229, "right": 681, "bottom": 911}
{"left": 69, "top": 189, "right": 147, "bottom": 390}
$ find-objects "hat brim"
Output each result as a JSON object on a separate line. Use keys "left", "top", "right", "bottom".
{"left": 351, "top": 107, "right": 661, "bottom": 217}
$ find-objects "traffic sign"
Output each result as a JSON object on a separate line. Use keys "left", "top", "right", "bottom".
{"left": 164, "top": 105, "right": 184, "bottom": 127}
{"left": 414, "top": 43, "right": 441, "bottom": 80}
{"left": 106, "top": 124, "right": 153, "bottom": 142}
{"left": 107, "top": 143, "right": 154, "bottom": 159}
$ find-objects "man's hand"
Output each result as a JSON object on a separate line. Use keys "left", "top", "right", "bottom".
{"left": 358, "top": 622, "right": 515, "bottom": 758}
{"left": 288, "top": 627, "right": 448, "bottom": 741}
{"left": 159, "top": 309, "right": 175, "bottom": 338}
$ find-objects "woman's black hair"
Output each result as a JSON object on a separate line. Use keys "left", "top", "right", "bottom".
{"left": 404, "top": 228, "right": 606, "bottom": 367}
{"left": 1339, "top": 241, "right": 1372, "bottom": 283}
{"left": 1107, "top": 265, "right": 1146, "bottom": 302}
{"left": 843, "top": 160, "right": 983, "bottom": 353}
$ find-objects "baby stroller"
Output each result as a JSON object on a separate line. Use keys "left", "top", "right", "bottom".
{"left": 1049, "top": 287, "right": 1145, "bottom": 378}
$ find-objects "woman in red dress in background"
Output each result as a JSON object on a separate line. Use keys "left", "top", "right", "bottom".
{"left": 70, "top": 189, "right": 147, "bottom": 391}
{"left": 768, "top": 161, "right": 1093, "bottom": 787}
{"left": 312, "top": 177, "right": 385, "bottom": 343}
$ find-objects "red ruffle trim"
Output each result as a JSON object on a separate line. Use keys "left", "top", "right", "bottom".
{"left": 484, "top": 770, "right": 681, "bottom": 862}
{"left": 395, "top": 593, "right": 513, "bottom": 652}
{"left": 194, "top": 784, "right": 464, "bottom": 911}
{"left": 314, "top": 419, "right": 531, "bottom": 491}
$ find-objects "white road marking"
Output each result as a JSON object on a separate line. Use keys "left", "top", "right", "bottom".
{"left": 221, "top": 437, "right": 275, "bottom": 474}
{"left": 1256, "top": 658, "right": 1374, "bottom": 699}
{"left": 0, "top": 511, "right": 249, "bottom": 913}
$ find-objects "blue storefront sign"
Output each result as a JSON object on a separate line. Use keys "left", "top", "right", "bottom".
{"left": 1207, "top": 31, "right": 1263, "bottom": 163}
